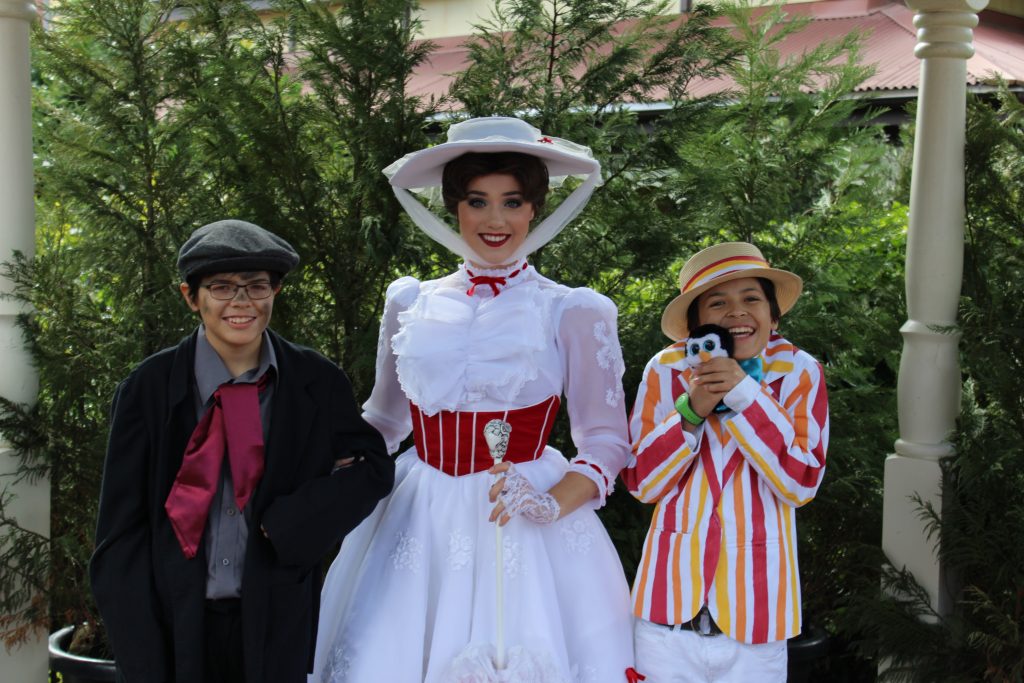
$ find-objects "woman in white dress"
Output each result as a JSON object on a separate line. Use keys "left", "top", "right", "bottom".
{"left": 311, "top": 117, "right": 634, "bottom": 683}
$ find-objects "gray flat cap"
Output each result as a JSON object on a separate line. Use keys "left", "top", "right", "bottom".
{"left": 177, "top": 219, "right": 299, "bottom": 280}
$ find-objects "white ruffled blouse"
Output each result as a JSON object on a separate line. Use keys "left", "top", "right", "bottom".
{"left": 362, "top": 261, "right": 630, "bottom": 502}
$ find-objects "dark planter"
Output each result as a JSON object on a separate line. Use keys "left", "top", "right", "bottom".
{"left": 48, "top": 625, "right": 117, "bottom": 683}
{"left": 787, "top": 625, "right": 830, "bottom": 683}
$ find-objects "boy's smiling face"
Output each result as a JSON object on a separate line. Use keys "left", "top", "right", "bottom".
{"left": 695, "top": 277, "right": 777, "bottom": 360}
{"left": 180, "top": 271, "right": 278, "bottom": 363}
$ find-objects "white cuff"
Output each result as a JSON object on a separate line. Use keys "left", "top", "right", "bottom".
{"left": 567, "top": 459, "right": 612, "bottom": 510}
{"left": 723, "top": 375, "right": 760, "bottom": 413}
{"left": 671, "top": 410, "right": 703, "bottom": 452}
{"left": 682, "top": 426, "right": 702, "bottom": 452}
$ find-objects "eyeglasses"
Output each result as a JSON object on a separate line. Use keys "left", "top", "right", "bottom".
{"left": 201, "top": 281, "right": 275, "bottom": 301}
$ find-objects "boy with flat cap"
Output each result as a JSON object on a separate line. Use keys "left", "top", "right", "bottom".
{"left": 90, "top": 219, "right": 393, "bottom": 683}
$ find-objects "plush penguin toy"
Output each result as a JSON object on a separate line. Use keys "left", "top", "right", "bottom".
{"left": 684, "top": 323, "right": 734, "bottom": 367}
{"left": 684, "top": 323, "right": 763, "bottom": 414}
{"left": 684, "top": 324, "right": 734, "bottom": 414}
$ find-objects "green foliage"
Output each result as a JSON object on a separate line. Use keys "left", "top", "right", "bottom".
{"left": 848, "top": 84, "right": 1024, "bottom": 683}
{"left": 32, "top": 0, "right": 199, "bottom": 357}
{"left": 453, "top": 0, "right": 730, "bottom": 120}
{"left": 945, "top": 84, "right": 1024, "bottom": 682}
{"left": 672, "top": 0, "right": 882, "bottom": 244}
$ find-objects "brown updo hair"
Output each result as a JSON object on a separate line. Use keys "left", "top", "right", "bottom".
{"left": 441, "top": 152, "right": 549, "bottom": 216}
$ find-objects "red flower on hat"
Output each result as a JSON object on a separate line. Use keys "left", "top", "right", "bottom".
{"left": 538, "top": 137, "right": 553, "bottom": 144}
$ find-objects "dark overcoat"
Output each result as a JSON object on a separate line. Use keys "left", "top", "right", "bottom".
{"left": 89, "top": 330, "right": 393, "bottom": 683}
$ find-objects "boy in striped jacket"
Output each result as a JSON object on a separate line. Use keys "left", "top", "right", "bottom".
{"left": 622, "top": 242, "right": 829, "bottom": 682}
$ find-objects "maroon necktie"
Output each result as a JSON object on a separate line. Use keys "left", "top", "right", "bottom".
{"left": 165, "top": 378, "right": 267, "bottom": 559}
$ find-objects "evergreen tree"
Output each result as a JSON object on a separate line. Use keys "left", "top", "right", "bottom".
{"left": 171, "top": 0, "right": 438, "bottom": 390}
{"left": 674, "top": 1, "right": 882, "bottom": 242}
{"left": 276, "top": 0, "right": 438, "bottom": 386}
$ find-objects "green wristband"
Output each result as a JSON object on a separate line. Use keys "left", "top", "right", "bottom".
{"left": 675, "top": 393, "right": 705, "bottom": 426}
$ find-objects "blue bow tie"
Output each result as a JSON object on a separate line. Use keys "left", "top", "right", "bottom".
{"left": 738, "top": 356, "right": 764, "bottom": 385}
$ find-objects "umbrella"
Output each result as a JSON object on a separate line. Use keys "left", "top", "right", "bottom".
{"left": 439, "top": 419, "right": 565, "bottom": 683}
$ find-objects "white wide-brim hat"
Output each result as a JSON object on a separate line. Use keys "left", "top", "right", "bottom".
{"left": 661, "top": 242, "right": 803, "bottom": 341}
{"left": 383, "top": 117, "right": 603, "bottom": 264}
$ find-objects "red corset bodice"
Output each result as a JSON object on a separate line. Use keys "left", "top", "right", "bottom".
{"left": 410, "top": 396, "right": 561, "bottom": 476}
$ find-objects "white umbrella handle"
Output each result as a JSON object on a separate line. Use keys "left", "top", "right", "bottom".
{"left": 483, "top": 419, "right": 511, "bottom": 672}
{"left": 495, "top": 506, "right": 505, "bottom": 670}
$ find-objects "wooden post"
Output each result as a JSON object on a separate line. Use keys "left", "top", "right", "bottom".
{"left": 882, "top": 0, "right": 989, "bottom": 618}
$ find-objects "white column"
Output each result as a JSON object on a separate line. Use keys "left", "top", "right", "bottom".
{"left": 883, "top": 0, "right": 988, "bottom": 617}
{"left": 0, "top": 1, "right": 46, "bottom": 680}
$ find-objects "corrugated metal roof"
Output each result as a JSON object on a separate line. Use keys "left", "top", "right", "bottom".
{"left": 406, "top": 0, "right": 1024, "bottom": 103}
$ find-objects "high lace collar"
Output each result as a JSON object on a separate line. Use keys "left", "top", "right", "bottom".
{"left": 459, "top": 261, "right": 532, "bottom": 297}
{"left": 392, "top": 268, "right": 550, "bottom": 413}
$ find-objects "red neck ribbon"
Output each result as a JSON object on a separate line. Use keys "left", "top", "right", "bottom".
{"left": 466, "top": 262, "right": 528, "bottom": 297}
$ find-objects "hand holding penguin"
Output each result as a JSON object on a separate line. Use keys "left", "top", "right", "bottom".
{"left": 684, "top": 324, "right": 744, "bottom": 416}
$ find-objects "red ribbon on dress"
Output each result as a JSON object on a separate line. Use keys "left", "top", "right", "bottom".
{"left": 164, "top": 376, "right": 267, "bottom": 559}
{"left": 466, "top": 262, "right": 527, "bottom": 296}
{"left": 625, "top": 667, "right": 647, "bottom": 682}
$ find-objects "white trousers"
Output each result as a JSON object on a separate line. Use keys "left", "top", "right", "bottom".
{"left": 633, "top": 618, "right": 787, "bottom": 683}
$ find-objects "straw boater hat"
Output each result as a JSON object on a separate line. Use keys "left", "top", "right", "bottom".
{"left": 661, "top": 242, "right": 803, "bottom": 341}
{"left": 383, "top": 116, "right": 602, "bottom": 265}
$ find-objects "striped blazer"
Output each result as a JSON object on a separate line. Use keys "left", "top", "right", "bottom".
{"left": 622, "top": 333, "right": 828, "bottom": 643}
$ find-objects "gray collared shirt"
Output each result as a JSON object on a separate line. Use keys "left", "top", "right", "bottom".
{"left": 193, "top": 326, "right": 277, "bottom": 599}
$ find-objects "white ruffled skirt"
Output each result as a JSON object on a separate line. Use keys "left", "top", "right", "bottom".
{"left": 310, "top": 447, "right": 635, "bottom": 683}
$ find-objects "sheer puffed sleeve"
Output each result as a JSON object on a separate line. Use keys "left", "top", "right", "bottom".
{"left": 556, "top": 288, "right": 630, "bottom": 506}
{"left": 362, "top": 277, "right": 420, "bottom": 454}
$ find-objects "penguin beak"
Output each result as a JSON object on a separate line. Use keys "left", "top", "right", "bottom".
{"left": 699, "top": 350, "right": 712, "bottom": 363}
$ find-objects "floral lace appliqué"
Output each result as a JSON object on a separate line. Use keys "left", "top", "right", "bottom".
{"left": 390, "top": 531, "right": 422, "bottom": 573}
{"left": 321, "top": 643, "right": 351, "bottom": 682}
{"left": 560, "top": 518, "right": 595, "bottom": 554}
{"left": 443, "top": 643, "right": 566, "bottom": 682}
{"left": 499, "top": 536, "right": 523, "bottom": 579}
{"left": 571, "top": 662, "right": 599, "bottom": 683}
{"left": 448, "top": 530, "right": 473, "bottom": 571}
{"left": 593, "top": 320, "right": 625, "bottom": 407}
